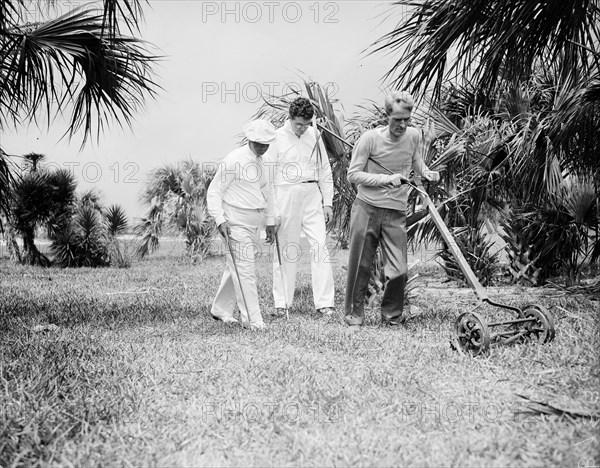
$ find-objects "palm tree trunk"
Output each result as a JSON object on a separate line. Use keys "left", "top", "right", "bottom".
{"left": 4, "top": 225, "right": 22, "bottom": 263}
{"left": 22, "top": 228, "right": 51, "bottom": 267}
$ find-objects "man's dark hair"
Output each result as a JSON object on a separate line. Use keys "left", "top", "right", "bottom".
{"left": 289, "top": 97, "right": 314, "bottom": 120}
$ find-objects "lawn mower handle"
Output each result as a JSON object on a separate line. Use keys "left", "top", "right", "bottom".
{"left": 367, "top": 158, "right": 491, "bottom": 303}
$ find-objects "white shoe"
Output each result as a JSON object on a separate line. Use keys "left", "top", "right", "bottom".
{"left": 211, "top": 314, "right": 238, "bottom": 324}
{"left": 270, "top": 308, "right": 287, "bottom": 318}
{"left": 317, "top": 307, "right": 335, "bottom": 316}
{"left": 242, "top": 322, "right": 267, "bottom": 331}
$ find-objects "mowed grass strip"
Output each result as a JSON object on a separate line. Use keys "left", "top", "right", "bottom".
{"left": 1, "top": 252, "right": 599, "bottom": 467}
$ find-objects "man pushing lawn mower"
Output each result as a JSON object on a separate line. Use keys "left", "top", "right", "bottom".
{"left": 345, "top": 91, "right": 440, "bottom": 328}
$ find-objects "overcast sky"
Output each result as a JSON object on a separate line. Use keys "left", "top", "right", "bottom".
{"left": 3, "top": 1, "right": 407, "bottom": 219}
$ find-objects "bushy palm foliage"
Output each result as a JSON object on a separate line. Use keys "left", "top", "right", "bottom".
{"left": 373, "top": 0, "right": 599, "bottom": 102}
{"left": 0, "top": 0, "right": 159, "bottom": 146}
{"left": 78, "top": 188, "right": 104, "bottom": 213}
{"left": 50, "top": 193, "right": 129, "bottom": 267}
{"left": 21, "top": 152, "right": 46, "bottom": 173}
{"left": 8, "top": 158, "right": 129, "bottom": 267}
{"left": 438, "top": 223, "right": 500, "bottom": 287}
{"left": 51, "top": 205, "right": 110, "bottom": 267}
{"left": 11, "top": 167, "right": 77, "bottom": 266}
{"left": 409, "top": 84, "right": 598, "bottom": 284}
{"left": 372, "top": 1, "right": 600, "bottom": 193}
{"left": 103, "top": 204, "right": 130, "bottom": 267}
{"left": 105, "top": 204, "right": 128, "bottom": 237}
{"left": 502, "top": 177, "right": 597, "bottom": 286}
{"left": 136, "top": 159, "right": 216, "bottom": 260}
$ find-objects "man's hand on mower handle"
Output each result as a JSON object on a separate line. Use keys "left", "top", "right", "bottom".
{"left": 385, "top": 173, "right": 409, "bottom": 187}
{"left": 218, "top": 222, "right": 231, "bottom": 239}
{"left": 423, "top": 170, "right": 440, "bottom": 183}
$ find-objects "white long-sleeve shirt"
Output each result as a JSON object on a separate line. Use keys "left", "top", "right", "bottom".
{"left": 207, "top": 145, "right": 278, "bottom": 227}
{"left": 267, "top": 120, "right": 334, "bottom": 207}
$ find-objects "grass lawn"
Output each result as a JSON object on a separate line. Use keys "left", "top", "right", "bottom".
{"left": 1, "top": 240, "right": 599, "bottom": 467}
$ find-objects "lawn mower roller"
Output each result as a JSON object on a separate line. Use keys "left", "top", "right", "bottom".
{"left": 316, "top": 124, "right": 556, "bottom": 355}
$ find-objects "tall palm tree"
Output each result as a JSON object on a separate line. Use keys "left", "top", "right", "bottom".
{"left": 0, "top": 0, "right": 159, "bottom": 147}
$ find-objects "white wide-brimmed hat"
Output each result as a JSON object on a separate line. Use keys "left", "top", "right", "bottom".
{"left": 243, "top": 119, "right": 276, "bottom": 144}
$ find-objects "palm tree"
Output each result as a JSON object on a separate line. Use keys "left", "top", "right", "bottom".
{"left": 12, "top": 167, "right": 77, "bottom": 266}
{"left": 372, "top": 0, "right": 599, "bottom": 177}
{"left": 50, "top": 192, "right": 129, "bottom": 268}
{"left": 104, "top": 204, "right": 130, "bottom": 267}
{"left": 0, "top": 1, "right": 159, "bottom": 147}
{"left": 21, "top": 153, "right": 46, "bottom": 173}
{"left": 135, "top": 159, "right": 217, "bottom": 260}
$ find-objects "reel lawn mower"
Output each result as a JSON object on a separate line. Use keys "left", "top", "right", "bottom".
{"left": 413, "top": 182, "right": 555, "bottom": 356}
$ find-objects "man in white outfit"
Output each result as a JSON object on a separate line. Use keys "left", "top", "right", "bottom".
{"left": 268, "top": 97, "right": 336, "bottom": 317}
{"left": 206, "top": 119, "right": 279, "bottom": 330}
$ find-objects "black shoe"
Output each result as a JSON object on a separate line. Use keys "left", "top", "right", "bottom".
{"left": 381, "top": 317, "right": 406, "bottom": 327}
{"left": 382, "top": 320, "right": 401, "bottom": 327}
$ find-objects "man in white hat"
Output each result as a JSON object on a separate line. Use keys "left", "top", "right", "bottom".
{"left": 267, "top": 97, "right": 336, "bottom": 318}
{"left": 207, "top": 119, "right": 279, "bottom": 330}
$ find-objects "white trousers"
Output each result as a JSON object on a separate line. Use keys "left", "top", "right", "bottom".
{"left": 272, "top": 184, "right": 335, "bottom": 310}
{"left": 211, "top": 204, "right": 264, "bottom": 325}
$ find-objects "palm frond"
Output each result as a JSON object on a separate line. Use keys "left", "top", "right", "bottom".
{"left": 134, "top": 216, "right": 161, "bottom": 259}
{"left": 21, "top": 152, "right": 45, "bottom": 172}
{"left": 104, "top": 204, "right": 128, "bottom": 236}
{"left": 100, "top": 0, "right": 147, "bottom": 36}
{"left": 0, "top": 4, "right": 160, "bottom": 146}
{"left": 45, "top": 167, "right": 77, "bottom": 236}
{"left": 140, "top": 163, "right": 184, "bottom": 205}
{"left": 371, "top": 0, "right": 599, "bottom": 100}
{"left": 560, "top": 176, "right": 597, "bottom": 226}
{"left": 0, "top": 147, "right": 18, "bottom": 231}
{"left": 78, "top": 187, "right": 104, "bottom": 213}
{"left": 75, "top": 205, "right": 104, "bottom": 241}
